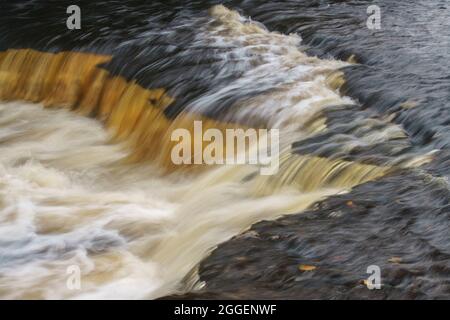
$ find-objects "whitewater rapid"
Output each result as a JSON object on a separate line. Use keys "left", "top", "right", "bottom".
{"left": 0, "top": 101, "right": 342, "bottom": 299}
{"left": 0, "top": 5, "right": 430, "bottom": 299}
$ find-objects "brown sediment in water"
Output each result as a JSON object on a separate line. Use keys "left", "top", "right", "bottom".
{"left": 0, "top": 49, "right": 246, "bottom": 172}
{"left": 0, "top": 48, "right": 407, "bottom": 194}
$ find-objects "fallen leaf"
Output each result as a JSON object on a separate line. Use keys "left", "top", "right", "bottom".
{"left": 388, "top": 257, "right": 403, "bottom": 264}
{"left": 346, "top": 201, "right": 355, "bottom": 207}
{"left": 298, "top": 264, "right": 316, "bottom": 272}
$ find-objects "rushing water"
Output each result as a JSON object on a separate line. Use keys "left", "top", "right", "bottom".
{"left": 0, "top": 101, "right": 339, "bottom": 299}
{"left": 0, "top": 1, "right": 449, "bottom": 299}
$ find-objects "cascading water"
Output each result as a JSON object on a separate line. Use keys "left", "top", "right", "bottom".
{"left": 0, "top": 1, "right": 448, "bottom": 300}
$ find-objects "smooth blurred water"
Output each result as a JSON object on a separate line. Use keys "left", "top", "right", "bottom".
{"left": 0, "top": 1, "right": 449, "bottom": 299}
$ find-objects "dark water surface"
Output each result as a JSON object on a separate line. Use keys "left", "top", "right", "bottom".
{"left": 1, "top": 0, "right": 450, "bottom": 299}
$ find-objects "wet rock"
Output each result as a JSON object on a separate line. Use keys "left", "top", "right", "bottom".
{"left": 167, "top": 170, "right": 450, "bottom": 299}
